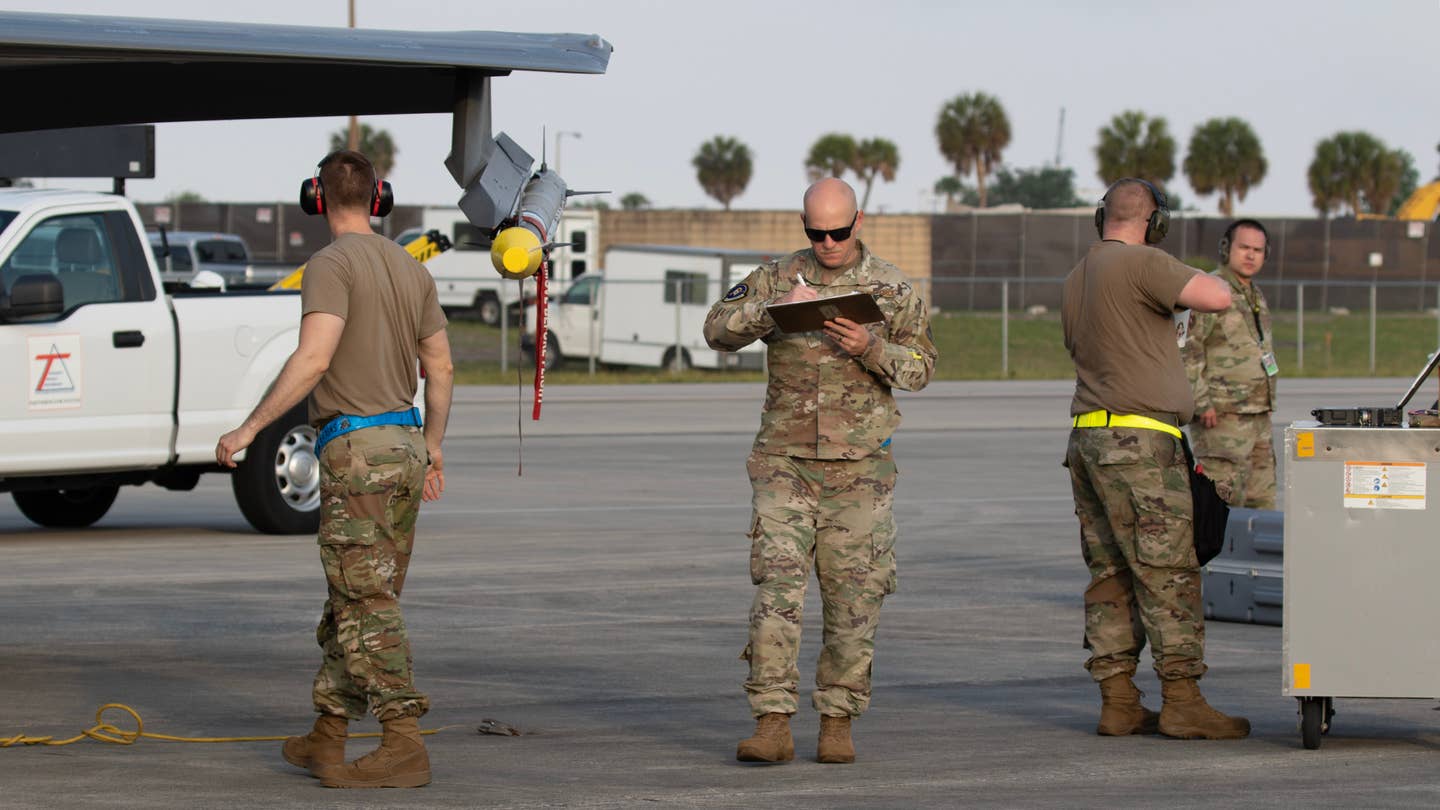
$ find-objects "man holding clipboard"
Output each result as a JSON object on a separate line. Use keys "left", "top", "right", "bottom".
{"left": 704, "top": 178, "right": 936, "bottom": 765}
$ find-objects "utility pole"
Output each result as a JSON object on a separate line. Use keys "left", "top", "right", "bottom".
{"left": 555, "top": 130, "right": 581, "bottom": 178}
{"left": 1054, "top": 107, "right": 1065, "bottom": 168}
{"left": 346, "top": 0, "right": 360, "bottom": 151}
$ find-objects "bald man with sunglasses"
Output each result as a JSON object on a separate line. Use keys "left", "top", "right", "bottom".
{"left": 705, "top": 178, "right": 937, "bottom": 765}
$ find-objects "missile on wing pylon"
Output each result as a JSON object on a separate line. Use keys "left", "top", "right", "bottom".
{"left": 490, "top": 168, "right": 567, "bottom": 280}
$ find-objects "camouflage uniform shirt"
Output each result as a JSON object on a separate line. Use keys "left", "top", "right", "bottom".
{"left": 703, "top": 242, "right": 937, "bottom": 459}
{"left": 1182, "top": 267, "right": 1276, "bottom": 414}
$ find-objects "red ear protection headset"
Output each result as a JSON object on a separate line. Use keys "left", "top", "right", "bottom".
{"left": 298, "top": 151, "right": 394, "bottom": 217}
{"left": 1219, "top": 218, "right": 1270, "bottom": 265}
{"left": 1094, "top": 177, "right": 1170, "bottom": 245}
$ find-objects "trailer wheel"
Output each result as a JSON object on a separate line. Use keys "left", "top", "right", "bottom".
{"left": 232, "top": 404, "right": 321, "bottom": 534}
{"left": 662, "top": 347, "right": 691, "bottom": 372}
{"left": 522, "top": 332, "right": 562, "bottom": 371}
{"left": 12, "top": 486, "right": 119, "bottom": 528}
{"left": 474, "top": 292, "right": 502, "bottom": 326}
{"left": 1299, "top": 697, "right": 1331, "bottom": 750}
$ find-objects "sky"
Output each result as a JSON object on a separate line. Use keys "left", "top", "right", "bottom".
{"left": 8, "top": 0, "right": 1440, "bottom": 217}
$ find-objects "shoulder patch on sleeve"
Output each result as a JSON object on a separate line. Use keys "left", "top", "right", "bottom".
{"left": 723, "top": 282, "right": 749, "bottom": 302}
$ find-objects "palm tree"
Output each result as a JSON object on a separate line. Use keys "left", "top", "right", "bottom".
{"left": 853, "top": 138, "right": 900, "bottom": 210}
{"left": 805, "top": 133, "right": 857, "bottom": 181}
{"left": 933, "top": 176, "right": 967, "bottom": 209}
{"left": 1183, "top": 117, "right": 1266, "bottom": 216}
{"left": 1307, "top": 131, "right": 1402, "bottom": 216}
{"left": 692, "top": 136, "right": 753, "bottom": 210}
{"left": 328, "top": 124, "right": 398, "bottom": 178}
{"left": 1094, "top": 110, "right": 1176, "bottom": 190}
{"left": 935, "top": 92, "right": 1011, "bottom": 208}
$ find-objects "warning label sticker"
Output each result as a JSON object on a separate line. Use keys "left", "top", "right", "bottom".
{"left": 27, "top": 334, "right": 83, "bottom": 410}
{"left": 1343, "top": 461, "right": 1426, "bottom": 510}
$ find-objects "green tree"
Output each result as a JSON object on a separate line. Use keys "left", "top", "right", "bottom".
{"left": 805, "top": 133, "right": 857, "bottom": 181}
{"left": 1094, "top": 110, "right": 1176, "bottom": 190}
{"left": 620, "top": 192, "right": 651, "bottom": 211}
{"left": 692, "top": 136, "right": 753, "bottom": 210}
{"left": 933, "top": 175, "right": 975, "bottom": 209}
{"left": 853, "top": 137, "right": 900, "bottom": 211}
{"left": 1182, "top": 117, "right": 1267, "bottom": 216}
{"left": 165, "top": 190, "right": 206, "bottom": 204}
{"left": 1384, "top": 150, "right": 1418, "bottom": 216}
{"left": 985, "top": 166, "right": 1085, "bottom": 209}
{"left": 328, "top": 123, "right": 398, "bottom": 178}
{"left": 935, "top": 92, "right": 1011, "bottom": 208}
{"left": 1307, "top": 131, "right": 1407, "bottom": 216}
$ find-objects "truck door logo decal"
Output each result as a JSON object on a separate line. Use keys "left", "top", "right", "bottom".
{"left": 28, "top": 334, "right": 83, "bottom": 410}
{"left": 723, "top": 282, "right": 748, "bottom": 302}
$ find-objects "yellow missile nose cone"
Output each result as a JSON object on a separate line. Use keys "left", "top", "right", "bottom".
{"left": 490, "top": 226, "right": 542, "bottom": 279}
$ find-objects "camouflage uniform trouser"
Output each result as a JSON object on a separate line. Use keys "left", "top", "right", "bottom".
{"left": 313, "top": 424, "right": 430, "bottom": 722}
{"left": 1190, "top": 411, "right": 1276, "bottom": 509}
{"left": 742, "top": 449, "right": 898, "bottom": 718}
{"left": 1065, "top": 428, "right": 1207, "bottom": 683}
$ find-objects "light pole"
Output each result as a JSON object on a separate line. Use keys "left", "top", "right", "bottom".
{"left": 555, "top": 130, "right": 581, "bottom": 177}
{"left": 346, "top": 0, "right": 359, "bottom": 150}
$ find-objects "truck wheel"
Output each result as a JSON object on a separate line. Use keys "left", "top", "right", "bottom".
{"left": 12, "top": 486, "right": 119, "bottom": 528}
{"left": 662, "top": 347, "right": 692, "bottom": 372}
{"left": 232, "top": 404, "right": 321, "bottom": 534}
{"left": 475, "top": 293, "right": 502, "bottom": 327}
{"left": 522, "top": 332, "right": 562, "bottom": 371}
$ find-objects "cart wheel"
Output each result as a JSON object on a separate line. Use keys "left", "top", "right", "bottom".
{"left": 1300, "top": 698, "right": 1327, "bottom": 750}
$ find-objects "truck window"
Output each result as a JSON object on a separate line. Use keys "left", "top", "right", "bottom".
{"left": 105, "top": 211, "right": 158, "bottom": 302}
{"left": 663, "top": 270, "right": 708, "bottom": 305}
{"left": 150, "top": 242, "right": 194, "bottom": 271}
{"left": 0, "top": 213, "right": 124, "bottom": 312}
{"left": 0, "top": 210, "right": 16, "bottom": 237}
{"left": 562, "top": 276, "right": 598, "bottom": 305}
{"left": 196, "top": 239, "right": 247, "bottom": 263}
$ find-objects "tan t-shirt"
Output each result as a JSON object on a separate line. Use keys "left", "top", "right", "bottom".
{"left": 1062, "top": 241, "right": 1197, "bottom": 423}
{"left": 301, "top": 232, "right": 447, "bottom": 427}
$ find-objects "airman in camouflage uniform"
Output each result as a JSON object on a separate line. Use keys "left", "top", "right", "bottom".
{"left": 705, "top": 178, "right": 935, "bottom": 764}
{"left": 1063, "top": 179, "right": 1248, "bottom": 740}
{"left": 216, "top": 150, "right": 453, "bottom": 788}
{"left": 1182, "top": 219, "right": 1278, "bottom": 509}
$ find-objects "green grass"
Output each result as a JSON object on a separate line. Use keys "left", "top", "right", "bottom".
{"left": 446, "top": 311, "right": 1440, "bottom": 385}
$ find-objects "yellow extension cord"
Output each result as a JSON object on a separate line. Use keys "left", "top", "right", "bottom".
{"left": 1, "top": 703, "right": 447, "bottom": 748}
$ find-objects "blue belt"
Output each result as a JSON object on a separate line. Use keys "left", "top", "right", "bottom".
{"left": 315, "top": 407, "right": 422, "bottom": 456}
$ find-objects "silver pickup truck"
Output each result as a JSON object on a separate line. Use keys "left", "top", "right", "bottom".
{"left": 147, "top": 230, "right": 292, "bottom": 288}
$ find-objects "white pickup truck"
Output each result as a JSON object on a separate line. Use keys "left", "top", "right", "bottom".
{"left": 0, "top": 189, "right": 318, "bottom": 534}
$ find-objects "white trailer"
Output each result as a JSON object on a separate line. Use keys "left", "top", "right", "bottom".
{"left": 524, "top": 244, "right": 778, "bottom": 370}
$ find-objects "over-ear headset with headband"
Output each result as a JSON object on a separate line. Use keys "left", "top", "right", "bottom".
{"left": 298, "top": 151, "right": 394, "bottom": 217}
{"left": 1093, "top": 178, "right": 1170, "bottom": 245}
{"left": 1218, "top": 218, "right": 1270, "bottom": 265}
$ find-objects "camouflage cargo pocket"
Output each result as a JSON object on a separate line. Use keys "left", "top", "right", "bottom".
{"left": 1133, "top": 501, "right": 1196, "bottom": 569}
{"left": 870, "top": 513, "right": 898, "bottom": 595}
{"left": 748, "top": 514, "right": 807, "bottom": 586}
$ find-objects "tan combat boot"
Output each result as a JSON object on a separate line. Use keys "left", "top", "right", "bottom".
{"left": 735, "top": 713, "right": 794, "bottom": 763}
{"left": 1158, "top": 678, "right": 1251, "bottom": 740}
{"left": 816, "top": 715, "right": 856, "bottom": 764}
{"left": 281, "top": 715, "right": 347, "bottom": 777}
{"left": 320, "top": 716, "right": 431, "bottom": 788}
{"left": 1096, "top": 674, "right": 1160, "bottom": 736}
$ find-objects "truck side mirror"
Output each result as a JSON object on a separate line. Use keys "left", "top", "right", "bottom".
{"left": 1, "top": 273, "right": 64, "bottom": 320}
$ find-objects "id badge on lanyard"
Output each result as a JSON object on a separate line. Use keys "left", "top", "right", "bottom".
{"left": 1261, "top": 350, "right": 1279, "bottom": 377}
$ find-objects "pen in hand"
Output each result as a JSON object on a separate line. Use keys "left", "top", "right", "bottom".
{"left": 795, "top": 273, "right": 808, "bottom": 288}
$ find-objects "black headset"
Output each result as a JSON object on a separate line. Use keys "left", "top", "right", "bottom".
{"left": 298, "top": 151, "right": 394, "bottom": 217}
{"left": 1218, "top": 218, "right": 1270, "bottom": 264}
{"left": 1093, "top": 178, "right": 1170, "bottom": 245}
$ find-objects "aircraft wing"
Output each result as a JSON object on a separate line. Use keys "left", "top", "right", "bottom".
{"left": 0, "top": 11, "right": 613, "bottom": 132}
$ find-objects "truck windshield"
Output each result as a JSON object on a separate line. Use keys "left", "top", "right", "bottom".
{"left": 0, "top": 210, "right": 16, "bottom": 237}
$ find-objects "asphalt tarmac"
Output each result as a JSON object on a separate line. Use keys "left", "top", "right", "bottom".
{"left": 3, "top": 379, "right": 1438, "bottom": 808}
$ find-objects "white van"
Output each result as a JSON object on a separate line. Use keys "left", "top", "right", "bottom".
{"left": 523, "top": 245, "right": 777, "bottom": 370}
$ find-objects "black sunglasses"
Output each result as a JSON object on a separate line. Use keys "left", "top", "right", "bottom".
{"left": 803, "top": 213, "right": 857, "bottom": 244}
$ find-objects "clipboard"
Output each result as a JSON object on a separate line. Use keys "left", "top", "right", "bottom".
{"left": 766, "top": 291, "right": 884, "bottom": 334}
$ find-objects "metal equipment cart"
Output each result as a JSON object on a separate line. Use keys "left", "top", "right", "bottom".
{"left": 1282, "top": 358, "right": 1440, "bottom": 749}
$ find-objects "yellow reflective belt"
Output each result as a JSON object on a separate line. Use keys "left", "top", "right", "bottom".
{"left": 1071, "top": 409, "right": 1182, "bottom": 439}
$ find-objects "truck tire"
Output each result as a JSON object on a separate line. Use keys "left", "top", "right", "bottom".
{"left": 474, "top": 292, "right": 502, "bottom": 327}
{"left": 12, "top": 486, "right": 119, "bottom": 528}
{"left": 521, "top": 332, "right": 562, "bottom": 371}
{"left": 232, "top": 404, "right": 321, "bottom": 534}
